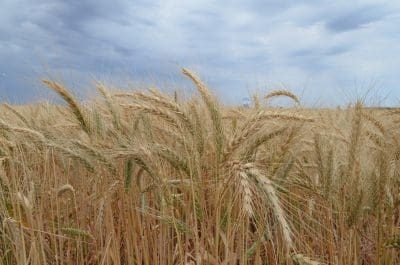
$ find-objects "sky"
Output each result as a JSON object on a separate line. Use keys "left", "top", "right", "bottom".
{"left": 1, "top": 0, "right": 400, "bottom": 106}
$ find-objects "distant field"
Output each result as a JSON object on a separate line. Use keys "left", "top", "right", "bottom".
{"left": 0, "top": 69, "right": 399, "bottom": 264}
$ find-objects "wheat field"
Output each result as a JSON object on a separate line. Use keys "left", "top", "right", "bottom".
{"left": 0, "top": 69, "right": 399, "bottom": 264}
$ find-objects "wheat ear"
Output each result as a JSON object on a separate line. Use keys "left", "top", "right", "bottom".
{"left": 182, "top": 68, "right": 225, "bottom": 160}
{"left": 265, "top": 89, "right": 300, "bottom": 104}
{"left": 42, "top": 80, "right": 90, "bottom": 134}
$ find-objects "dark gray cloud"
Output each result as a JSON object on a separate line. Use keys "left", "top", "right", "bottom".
{"left": 325, "top": 5, "right": 390, "bottom": 32}
{"left": 1, "top": 0, "right": 400, "bottom": 105}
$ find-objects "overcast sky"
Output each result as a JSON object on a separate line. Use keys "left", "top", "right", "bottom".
{"left": 1, "top": 0, "right": 400, "bottom": 106}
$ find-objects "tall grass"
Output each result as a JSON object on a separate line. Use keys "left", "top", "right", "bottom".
{"left": 0, "top": 70, "right": 399, "bottom": 264}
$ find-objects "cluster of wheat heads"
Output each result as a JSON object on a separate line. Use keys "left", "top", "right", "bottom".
{"left": 0, "top": 69, "right": 399, "bottom": 264}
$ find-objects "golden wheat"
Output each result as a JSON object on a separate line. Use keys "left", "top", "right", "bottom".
{"left": 0, "top": 69, "right": 398, "bottom": 264}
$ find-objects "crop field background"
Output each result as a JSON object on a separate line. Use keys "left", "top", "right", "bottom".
{"left": 0, "top": 69, "right": 399, "bottom": 264}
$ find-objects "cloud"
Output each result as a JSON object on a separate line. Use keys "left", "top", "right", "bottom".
{"left": 325, "top": 4, "right": 390, "bottom": 32}
{"left": 1, "top": 0, "right": 400, "bottom": 105}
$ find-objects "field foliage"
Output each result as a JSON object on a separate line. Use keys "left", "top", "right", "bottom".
{"left": 0, "top": 69, "right": 399, "bottom": 264}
